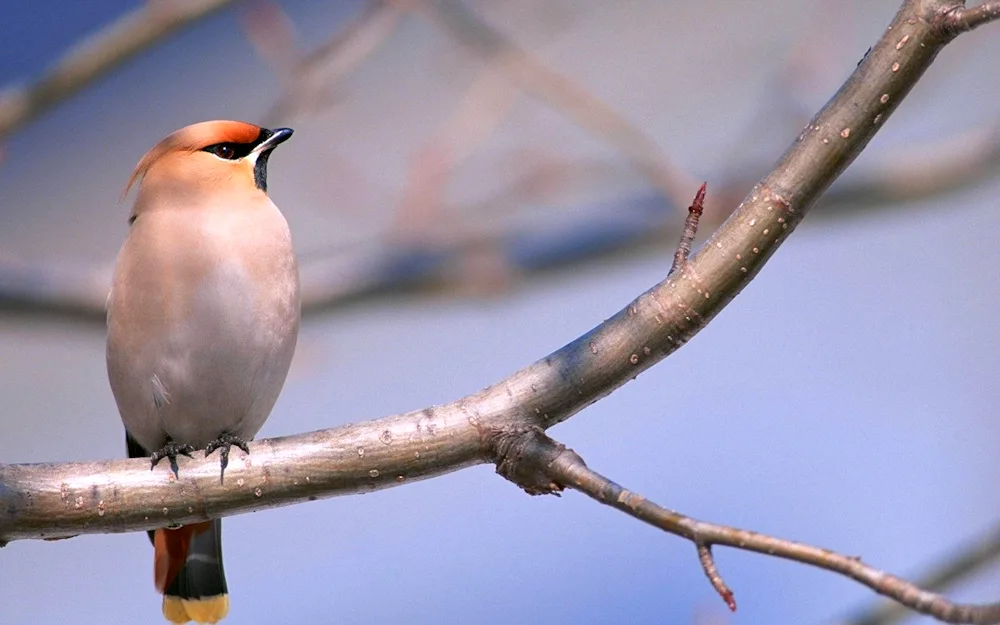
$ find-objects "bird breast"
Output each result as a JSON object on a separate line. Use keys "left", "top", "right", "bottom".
{"left": 106, "top": 202, "right": 300, "bottom": 452}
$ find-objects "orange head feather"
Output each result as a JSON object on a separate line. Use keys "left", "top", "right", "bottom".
{"left": 121, "top": 121, "right": 293, "bottom": 221}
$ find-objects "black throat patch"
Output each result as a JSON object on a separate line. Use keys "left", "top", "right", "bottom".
{"left": 253, "top": 126, "right": 272, "bottom": 192}
{"left": 254, "top": 150, "right": 271, "bottom": 192}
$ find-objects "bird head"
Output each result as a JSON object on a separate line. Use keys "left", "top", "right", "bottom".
{"left": 123, "top": 121, "right": 293, "bottom": 221}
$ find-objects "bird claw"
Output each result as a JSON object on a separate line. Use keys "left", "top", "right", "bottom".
{"left": 149, "top": 440, "right": 196, "bottom": 478}
{"left": 205, "top": 432, "right": 250, "bottom": 482}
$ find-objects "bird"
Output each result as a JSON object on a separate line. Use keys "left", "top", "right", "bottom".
{"left": 106, "top": 120, "right": 300, "bottom": 624}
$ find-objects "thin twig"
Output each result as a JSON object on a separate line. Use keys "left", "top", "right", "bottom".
{"left": 670, "top": 182, "right": 707, "bottom": 275}
{"left": 541, "top": 438, "right": 1000, "bottom": 624}
{"left": 697, "top": 542, "right": 737, "bottom": 612}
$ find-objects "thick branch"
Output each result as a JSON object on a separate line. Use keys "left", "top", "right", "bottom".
{"left": 0, "top": 0, "right": 238, "bottom": 139}
{"left": 0, "top": 412, "right": 485, "bottom": 543}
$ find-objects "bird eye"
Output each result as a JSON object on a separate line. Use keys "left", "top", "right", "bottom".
{"left": 212, "top": 144, "right": 237, "bottom": 160}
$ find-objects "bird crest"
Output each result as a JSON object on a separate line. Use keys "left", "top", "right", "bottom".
{"left": 122, "top": 120, "right": 265, "bottom": 200}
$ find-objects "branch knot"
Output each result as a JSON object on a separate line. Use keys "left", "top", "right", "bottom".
{"left": 483, "top": 425, "right": 578, "bottom": 496}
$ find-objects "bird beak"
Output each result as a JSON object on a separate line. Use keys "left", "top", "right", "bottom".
{"left": 251, "top": 128, "right": 294, "bottom": 155}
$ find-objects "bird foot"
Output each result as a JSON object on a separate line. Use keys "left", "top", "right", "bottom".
{"left": 205, "top": 432, "right": 251, "bottom": 482}
{"left": 149, "top": 439, "right": 196, "bottom": 478}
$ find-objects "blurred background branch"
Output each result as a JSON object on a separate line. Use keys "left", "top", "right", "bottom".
{"left": 0, "top": 0, "right": 238, "bottom": 139}
{"left": 2, "top": 0, "right": 1000, "bottom": 322}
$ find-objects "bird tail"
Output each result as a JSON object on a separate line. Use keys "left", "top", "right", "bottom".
{"left": 155, "top": 520, "right": 230, "bottom": 624}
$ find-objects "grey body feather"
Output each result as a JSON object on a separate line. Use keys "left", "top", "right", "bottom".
{"left": 107, "top": 198, "right": 299, "bottom": 452}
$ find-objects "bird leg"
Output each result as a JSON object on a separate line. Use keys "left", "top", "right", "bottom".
{"left": 149, "top": 439, "right": 196, "bottom": 478}
{"left": 204, "top": 432, "right": 251, "bottom": 482}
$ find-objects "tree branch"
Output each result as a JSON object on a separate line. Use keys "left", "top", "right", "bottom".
{"left": 0, "top": 0, "right": 975, "bottom": 535}
{"left": 2, "top": 1, "right": 998, "bottom": 622}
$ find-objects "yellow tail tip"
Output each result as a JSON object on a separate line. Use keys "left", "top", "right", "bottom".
{"left": 162, "top": 595, "right": 230, "bottom": 624}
